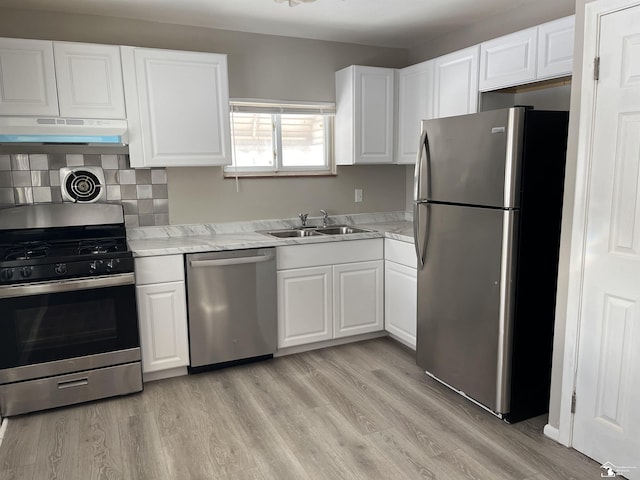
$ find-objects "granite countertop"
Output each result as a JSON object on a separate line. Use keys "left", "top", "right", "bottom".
{"left": 127, "top": 212, "right": 413, "bottom": 257}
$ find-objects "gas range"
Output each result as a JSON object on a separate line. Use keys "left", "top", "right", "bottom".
{"left": 0, "top": 203, "right": 141, "bottom": 417}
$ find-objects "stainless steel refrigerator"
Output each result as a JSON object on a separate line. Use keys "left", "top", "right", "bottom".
{"left": 414, "top": 106, "right": 569, "bottom": 422}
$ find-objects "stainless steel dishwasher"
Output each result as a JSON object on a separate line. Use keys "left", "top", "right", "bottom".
{"left": 185, "top": 248, "right": 276, "bottom": 371}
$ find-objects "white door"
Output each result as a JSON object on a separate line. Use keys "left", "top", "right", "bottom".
{"left": 433, "top": 45, "right": 479, "bottom": 119}
{"left": 136, "top": 281, "right": 190, "bottom": 373}
{"left": 53, "top": 42, "right": 126, "bottom": 119}
{"left": 572, "top": 4, "right": 640, "bottom": 477}
{"left": 277, "top": 266, "right": 333, "bottom": 348}
{"left": 0, "top": 37, "right": 58, "bottom": 116}
{"left": 333, "top": 261, "right": 383, "bottom": 338}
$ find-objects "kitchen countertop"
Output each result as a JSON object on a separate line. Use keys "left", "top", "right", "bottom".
{"left": 127, "top": 212, "right": 413, "bottom": 257}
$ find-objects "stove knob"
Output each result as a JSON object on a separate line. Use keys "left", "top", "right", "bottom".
{"left": 55, "top": 263, "right": 68, "bottom": 275}
{"left": 20, "top": 266, "right": 33, "bottom": 278}
{"left": 89, "top": 260, "right": 103, "bottom": 274}
{"left": 105, "top": 259, "right": 120, "bottom": 271}
{"left": 1, "top": 268, "right": 14, "bottom": 281}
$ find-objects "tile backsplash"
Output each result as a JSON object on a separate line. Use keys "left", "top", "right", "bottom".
{"left": 0, "top": 153, "right": 169, "bottom": 227}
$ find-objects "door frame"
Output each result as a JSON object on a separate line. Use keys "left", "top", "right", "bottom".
{"left": 557, "top": 0, "right": 640, "bottom": 447}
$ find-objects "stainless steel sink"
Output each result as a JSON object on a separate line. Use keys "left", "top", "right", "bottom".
{"left": 261, "top": 225, "right": 372, "bottom": 238}
{"left": 315, "top": 225, "right": 371, "bottom": 235}
{"left": 264, "top": 229, "right": 324, "bottom": 238}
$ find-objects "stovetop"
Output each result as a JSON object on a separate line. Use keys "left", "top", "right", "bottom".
{"left": 0, "top": 204, "right": 134, "bottom": 286}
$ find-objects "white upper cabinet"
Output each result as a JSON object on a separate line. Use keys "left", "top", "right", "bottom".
{"left": 0, "top": 38, "right": 126, "bottom": 118}
{"left": 433, "top": 45, "right": 480, "bottom": 119}
{"left": 479, "top": 27, "right": 538, "bottom": 92}
{"left": 336, "top": 65, "right": 395, "bottom": 165}
{"left": 396, "top": 61, "right": 434, "bottom": 164}
{"left": 537, "top": 15, "right": 575, "bottom": 80}
{"left": 478, "top": 15, "right": 575, "bottom": 92}
{"left": 53, "top": 42, "right": 126, "bottom": 119}
{"left": 121, "top": 46, "right": 231, "bottom": 168}
{"left": 0, "top": 38, "right": 58, "bottom": 116}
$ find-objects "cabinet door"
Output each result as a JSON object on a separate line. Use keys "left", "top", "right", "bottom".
{"left": 537, "top": 15, "right": 575, "bottom": 80}
{"left": 479, "top": 27, "right": 538, "bottom": 91}
{"left": 433, "top": 45, "right": 480, "bottom": 119}
{"left": 333, "top": 260, "right": 383, "bottom": 338}
{"left": 336, "top": 65, "right": 394, "bottom": 165}
{"left": 384, "top": 260, "right": 417, "bottom": 349}
{"left": 278, "top": 266, "right": 333, "bottom": 348}
{"left": 396, "top": 61, "right": 434, "bottom": 165}
{"left": 0, "top": 38, "right": 58, "bottom": 116}
{"left": 122, "top": 47, "right": 231, "bottom": 167}
{"left": 53, "top": 42, "right": 126, "bottom": 119}
{"left": 136, "top": 281, "right": 190, "bottom": 373}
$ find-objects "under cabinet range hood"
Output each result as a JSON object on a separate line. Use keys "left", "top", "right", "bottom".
{"left": 0, "top": 117, "right": 128, "bottom": 145}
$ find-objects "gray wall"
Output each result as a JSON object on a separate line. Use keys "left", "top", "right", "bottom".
{"left": 407, "top": 1, "right": 576, "bottom": 63}
{"left": 168, "top": 165, "right": 407, "bottom": 224}
{"left": 0, "top": 7, "right": 411, "bottom": 223}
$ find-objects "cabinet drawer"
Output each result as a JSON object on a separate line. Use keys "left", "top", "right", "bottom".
{"left": 384, "top": 238, "right": 417, "bottom": 269}
{"left": 276, "top": 239, "right": 383, "bottom": 270}
{"left": 134, "top": 254, "right": 184, "bottom": 285}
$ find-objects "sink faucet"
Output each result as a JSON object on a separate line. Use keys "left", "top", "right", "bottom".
{"left": 298, "top": 213, "right": 308, "bottom": 227}
{"left": 320, "top": 209, "right": 329, "bottom": 227}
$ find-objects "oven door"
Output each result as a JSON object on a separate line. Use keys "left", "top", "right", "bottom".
{"left": 0, "top": 273, "right": 139, "bottom": 383}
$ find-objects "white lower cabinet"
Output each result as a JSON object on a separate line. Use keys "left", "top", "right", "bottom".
{"left": 278, "top": 266, "right": 333, "bottom": 348}
{"left": 333, "top": 261, "right": 383, "bottom": 338}
{"left": 276, "top": 239, "right": 384, "bottom": 349}
{"left": 384, "top": 239, "right": 417, "bottom": 349}
{"left": 135, "top": 255, "right": 190, "bottom": 374}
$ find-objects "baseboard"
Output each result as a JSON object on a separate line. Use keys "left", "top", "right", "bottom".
{"left": 543, "top": 423, "right": 560, "bottom": 442}
{"left": 143, "top": 366, "right": 188, "bottom": 383}
{"left": 274, "top": 331, "right": 387, "bottom": 357}
{"left": 0, "top": 417, "right": 8, "bottom": 450}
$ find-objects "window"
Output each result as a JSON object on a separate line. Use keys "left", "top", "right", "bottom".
{"left": 225, "top": 100, "right": 335, "bottom": 177}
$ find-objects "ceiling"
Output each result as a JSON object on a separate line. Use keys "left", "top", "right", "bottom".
{"left": 0, "top": 0, "right": 573, "bottom": 49}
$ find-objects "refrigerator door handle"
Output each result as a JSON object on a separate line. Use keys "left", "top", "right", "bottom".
{"left": 413, "top": 202, "right": 429, "bottom": 269}
{"left": 413, "top": 129, "right": 429, "bottom": 202}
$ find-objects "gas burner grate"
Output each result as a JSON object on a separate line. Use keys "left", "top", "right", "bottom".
{"left": 78, "top": 239, "right": 119, "bottom": 255}
{"left": 4, "top": 242, "right": 51, "bottom": 261}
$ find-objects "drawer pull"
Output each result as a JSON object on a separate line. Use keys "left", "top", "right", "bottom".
{"left": 57, "top": 378, "right": 89, "bottom": 390}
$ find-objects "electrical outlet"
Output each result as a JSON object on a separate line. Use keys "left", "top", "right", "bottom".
{"left": 355, "top": 189, "right": 363, "bottom": 203}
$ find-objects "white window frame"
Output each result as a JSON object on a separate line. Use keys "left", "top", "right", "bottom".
{"left": 225, "top": 99, "right": 336, "bottom": 177}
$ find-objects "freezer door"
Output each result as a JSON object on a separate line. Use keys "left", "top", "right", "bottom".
{"left": 417, "top": 107, "right": 524, "bottom": 208}
{"left": 416, "top": 203, "right": 518, "bottom": 413}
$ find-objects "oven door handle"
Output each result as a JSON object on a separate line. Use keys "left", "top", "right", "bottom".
{"left": 0, "top": 273, "right": 135, "bottom": 299}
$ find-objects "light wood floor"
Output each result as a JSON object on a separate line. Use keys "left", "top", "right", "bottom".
{"left": 0, "top": 337, "right": 601, "bottom": 480}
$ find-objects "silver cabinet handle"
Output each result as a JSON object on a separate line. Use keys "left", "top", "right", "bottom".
{"left": 0, "top": 272, "right": 135, "bottom": 299}
{"left": 189, "top": 253, "right": 275, "bottom": 268}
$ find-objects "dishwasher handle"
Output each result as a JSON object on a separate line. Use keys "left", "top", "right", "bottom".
{"left": 189, "top": 252, "right": 275, "bottom": 268}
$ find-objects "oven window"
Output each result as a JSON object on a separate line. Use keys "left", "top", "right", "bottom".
{"left": 0, "top": 284, "right": 139, "bottom": 369}
{"left": 15, "top": 299, "right": 118, "bottom": 351}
